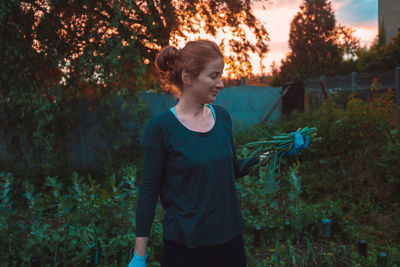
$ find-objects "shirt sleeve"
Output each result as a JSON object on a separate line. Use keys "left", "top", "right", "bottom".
{"left": 231, "top": 138, "right": 260, "bottom": 179}
{"left": 135, "top": 118, "right": 166, "bottom": 237}
{"left": 223, "top": 108, "right": 260, "bottom": 179}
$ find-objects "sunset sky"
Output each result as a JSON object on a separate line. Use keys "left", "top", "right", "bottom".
{"left": 250, "top": 0, "right": 378, "bottom": 75}
{"left": 181, "top": 0, "right": 378, "bottom": 76}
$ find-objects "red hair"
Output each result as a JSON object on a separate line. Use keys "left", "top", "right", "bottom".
{"left": 156, "top": 40, "right": 223, "bottom": 95}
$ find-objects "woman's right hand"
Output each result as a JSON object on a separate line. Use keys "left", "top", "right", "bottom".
{"left": 128, "top": 251, "right": 147, "bottom": 267}
{"left": 129, "top": 237, "right": 148, "bottom": 267}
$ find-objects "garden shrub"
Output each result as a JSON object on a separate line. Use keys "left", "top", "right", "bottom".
{"left": 2, "top": 87, "right": 399, "bottom": 266}
{"left": 233, "top": 88, "right": 400, "bottom": 265}
{"left": 1, "top": 95, "right": 147, "bottom": 184}
{"left": 275, "top": 89, "right": 400, "bottom": 205}
{"left": 0, "top": 165, "right": 163, "bottom": 266}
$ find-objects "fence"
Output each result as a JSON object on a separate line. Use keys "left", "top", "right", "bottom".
{"left": 4, "top": 66, "right": 400, "bottom": 173}
{"left": 1, "top": 86, "right": 283, "bottom": 171}
{"left": 305, "top": 66, "right": 400, "bottom": 106}
{"left": 140, "top": 86, "right": 282, "bottom": 128}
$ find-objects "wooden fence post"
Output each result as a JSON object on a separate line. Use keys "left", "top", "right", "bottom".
{"left": 358, "top": 240, "right": 367, "bottom": 257}
{"left": 319, "top": 75, "right": 329, "bottom": 100}
{"left": 395, "top": 66, "right": 400, "bottom": 105}
{"left": 377, "top": 252, "right": 387, "bottom": 267}
{"left": 262, "top": 84, "right": 289, "bottom": 123}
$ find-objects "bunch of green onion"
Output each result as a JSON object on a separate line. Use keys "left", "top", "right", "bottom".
{"left": 241, "top": 127, "right": 320, "bottom": 179}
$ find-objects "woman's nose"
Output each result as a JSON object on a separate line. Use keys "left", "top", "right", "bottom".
{"left": 216, "top": 78, "right": 224, "bottom": 89}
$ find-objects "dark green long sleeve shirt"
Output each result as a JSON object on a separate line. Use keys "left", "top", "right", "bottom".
{"left": 135, "top": 104, "right": 258, "bottom": 249}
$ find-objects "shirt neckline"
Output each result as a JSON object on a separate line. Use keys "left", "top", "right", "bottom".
{"left": 169, "top": 104, "right": 217, "bottom": 135}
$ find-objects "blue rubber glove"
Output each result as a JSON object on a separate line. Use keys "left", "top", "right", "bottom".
{"left": 128, "top": 251, "right": 147, "bottom": 267}
{"left": 282, "top": 132, "right": 310, "bottom": 156}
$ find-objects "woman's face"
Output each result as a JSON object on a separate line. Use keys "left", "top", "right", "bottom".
{"left": 186, "top": 57, "right": 225, "bottom": 103}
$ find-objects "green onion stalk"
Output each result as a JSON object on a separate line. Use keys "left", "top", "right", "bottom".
{"left": 241, "top": 127, "right": 321, "bottom": 179}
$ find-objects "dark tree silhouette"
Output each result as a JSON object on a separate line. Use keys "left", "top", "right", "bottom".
{"left": 280, "top": 0, "right": 341, "bottom": 81}
{"left": 1, "top": 0, "right": 270, "bottom": 98}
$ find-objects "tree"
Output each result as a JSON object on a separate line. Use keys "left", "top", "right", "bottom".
{"left": 2, "top": 0, "right": 270, "bottom": 98}
{"left": 356, "top": 32, "right": 400, "bottom": 73}
{"left": 373, "top": 19, "right": 386, "bottom": 49}
{"left": 336, "top": 25, "right": 360, "bottom": 59}
{"left": 171, "top": 1, "right": 270, "bottom": 79}
{"left": 333, "top": 24, "right": 360, "bottom": 75}
{"left": 279, "top": 0, "right": 341, "bottom": 81}
{"left": 267, "top": 61, "right": 283, "bottom": 86}
{"left": 0, "top": 0, "right": 270, "bottom": 179}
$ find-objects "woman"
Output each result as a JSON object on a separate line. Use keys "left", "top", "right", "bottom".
{"left": 128, "top": 40, "right": 305, "bottom": 267}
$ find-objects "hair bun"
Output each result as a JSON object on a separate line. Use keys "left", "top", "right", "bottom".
{"left": 156, "top": 46, "right": 179, "bottom": 72}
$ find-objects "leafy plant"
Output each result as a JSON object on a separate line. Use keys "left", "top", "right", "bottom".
{"left": 241, "top": 127, "right": 320, "bottom": 180}
{"left": 233, "top": 86, "right": 400, "bottom": 266}
{"left": 0, "top": 165, "right": 166, "bottom": 266}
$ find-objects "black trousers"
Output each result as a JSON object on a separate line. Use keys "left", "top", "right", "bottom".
{"left": 160, "top": 234, "right": 247, "bottom": 267}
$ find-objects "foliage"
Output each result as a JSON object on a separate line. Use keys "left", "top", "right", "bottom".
{"left": 1, "top": 0, "right": 149, "bottom": 185}
{"left": 279, "top": 0, "right": 341, "bottom": 81}
{"left": 356, "top": 32, "right": 400, "bottom": 73}
{"left": 0, "top": 166, "right": 165, "bottom": 266}
{"left": 273, "top": 2, "right": 399, "bottom": 83}
{"left": 170, "top": 0, "right": 270, "bottom": 79}
{"left": 278, "top": 90, "right": 399, "bottom": 202}
{"left": 267, "top": 60, "right": 284, "bottom": 87}
{"left": 2, "top": 0, "right": 270, "bottom": 94}
{"left": 3, "top": 163, "right": 398, "bottom": 266}
{"left": 2, "top": 1, "right": 400, "bottom": 265}
{"left": 260, "top": 88, "right": 400, "bottom": 249}
{"left": 242, "top": 127, "right": 319, "bottom": 181}
{"left": 236, "top": 163, "right": 347, "bottom": 239}
{"left": 0, "top": 93, "right": 147, "bottom": 187}
{"left": 335, "top": 25, "right": 361, "bottom": 59}
{"left": 2, "top": 89, "right": 400, "bottom": 266}
{"left": 1, "top": 0, "right": 271, "bottom": 183}
{"left": 233, "top": 88, "right": 400, "bottom": 266}
{"left": 269, "top": 0, "right": 361, "bottom": 85}
{"left": 375, "top": 19, "right": 386, "bottom": 49}
{"left": 255, "top": 90, "right": 396, "bottom": 226}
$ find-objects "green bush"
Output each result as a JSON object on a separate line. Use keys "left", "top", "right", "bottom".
{"left": 233, "top": 88, "right": 400, "bottom": 265}
{"left": 1, "top": 96, "right": 148, "bottom": 187}
{"left": 0, "top": 166, "right": 164, "bottom": 266}
{"left": 254, "top": 89, "right": 400, "bottom": 205}
{"left": 2, "top": 87, "right": 399, "bottom": 266}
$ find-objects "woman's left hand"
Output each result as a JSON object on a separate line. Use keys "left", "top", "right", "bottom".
{"left": 283, "top": 132, "right": 310, "bottom": 156}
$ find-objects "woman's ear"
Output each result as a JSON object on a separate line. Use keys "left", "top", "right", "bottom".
{"left": 181, "top": 70, "right": 192, "bottom": 87}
